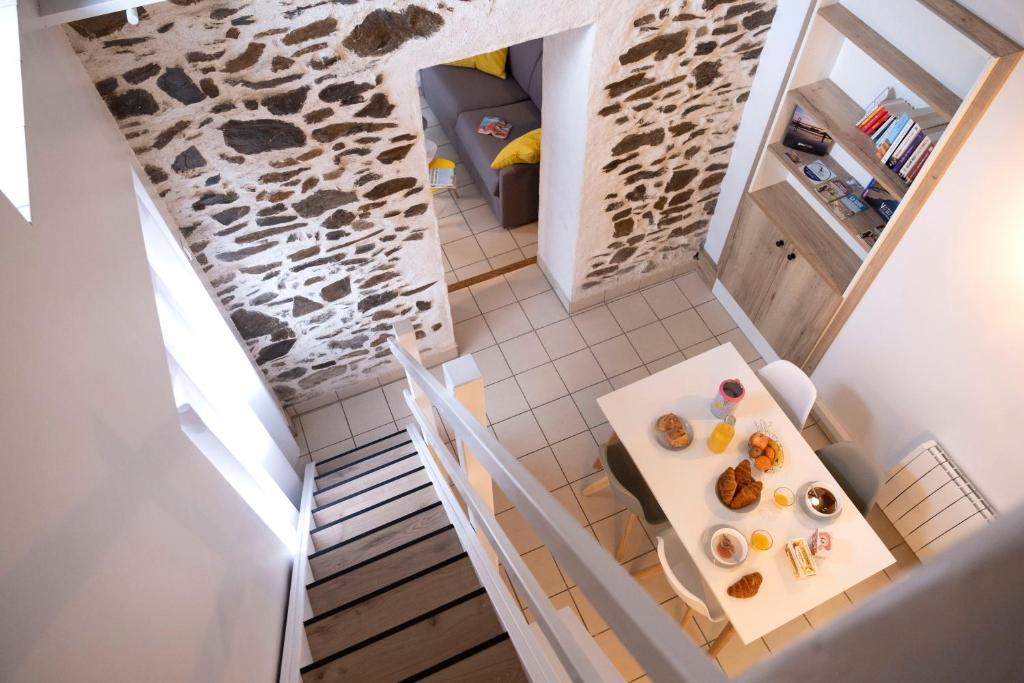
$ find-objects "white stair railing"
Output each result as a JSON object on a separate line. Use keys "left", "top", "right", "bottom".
{"left": 388, "top": 328, "right": 726, "bottom": 683}
{"left": 278, "top": 461, "right": 315, "bottom": 683}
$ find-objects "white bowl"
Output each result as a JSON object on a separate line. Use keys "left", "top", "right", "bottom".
{"left": 708, "top": 527, "right": 749, "bottom": 567}
{"left": 801, "top": 481, "right": 843, "bottom": 521}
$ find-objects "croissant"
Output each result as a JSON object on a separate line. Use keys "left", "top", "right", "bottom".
{"left": 717, "top": 467, "right": 737, "bottom": 505}
{"left": 729, "top": 480, "right": 762, "bottom": 509}
{"left": 667, "top": 428, "right": 690, "bottom": 448}
{"left": 657, "top": 414, "right": 683, "bottom": 432}
{"left": 727, "top": 572, "right": 763, "bottom": 598}
{"left": 735, "top": 459, "right": 754, "bottom": 486}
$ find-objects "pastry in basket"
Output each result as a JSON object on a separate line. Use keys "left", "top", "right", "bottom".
{"left": 729, "top": 480, "right": 762, "bottom": 509}
{"left": 656, "top": 413, "right": 683, "bottom": 432}
{"left": 717, "top": 467, "right": 738, "bottom": 505}
{"left": 727, "top": 572, "right": 763, "bottom": 598}
{"left": 666, "top": 428, "right": 690, "bottom": 448}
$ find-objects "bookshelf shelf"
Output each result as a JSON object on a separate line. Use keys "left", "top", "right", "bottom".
{"left": 749, "top": 182, "right": 861, "bottom": 293}
{"left": 917, "top": 0, "right": 1020, "bottom": 57}
{"left": 790, "top": 79, "right": 909, "bottom": 200}
{"left": 766, "top": 142, "right": 876, "bottom": 252}
{"left": 818, "top": 3, "right": 962, "bottom": 120}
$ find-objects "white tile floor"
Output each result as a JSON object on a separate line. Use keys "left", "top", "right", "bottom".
{"left": 421, "top": 100, "right": 539, "bottom": 285}
{"left": 294, "top": 265, "right": 920, "bottom": 680}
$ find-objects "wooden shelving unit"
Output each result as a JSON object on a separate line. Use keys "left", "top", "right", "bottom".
{"left": 766, "top": 142, "right": 879, "bottom": 252}
{"left": 718, "top": 0, "right": 1023, "bottom": 369}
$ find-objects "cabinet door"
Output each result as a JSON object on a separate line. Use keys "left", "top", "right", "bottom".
{"left": 754, "top": 247, "right": 841, "bottom": 365}
{"left": 719, "top": 197, "right": 787, "bottom": 321}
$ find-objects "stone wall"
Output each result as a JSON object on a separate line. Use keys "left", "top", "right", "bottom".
{"left": 65, "top": 0, "right": 774, "bottom": 408}
{"left": 576, "top": 0, "right": 776, "bottom": 297}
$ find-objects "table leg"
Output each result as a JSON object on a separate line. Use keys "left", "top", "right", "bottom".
{"left": 708, "top": 622, "right": 735, "bottom": 657}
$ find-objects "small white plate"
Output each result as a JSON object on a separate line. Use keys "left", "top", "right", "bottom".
{"left": 705, "top": 526, "right": 749, "bottom": 567}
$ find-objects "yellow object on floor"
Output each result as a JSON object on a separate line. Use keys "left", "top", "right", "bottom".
{"left": 447, "top": 48, "right": 508, "bottom": 79}
{"left": 491, "top": 128, "right": 541, "bottom": 169}
{"left": 428, "top": 157, "right": 457, "bottom": 196}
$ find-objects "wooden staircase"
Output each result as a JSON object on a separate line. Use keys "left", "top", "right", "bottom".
{"left": 297, "top": 429, "right": 528, "bottom": 682}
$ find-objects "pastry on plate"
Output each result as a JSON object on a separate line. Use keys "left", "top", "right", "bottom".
{"left": 656, "top": 413, "right": 683, "bottom": 432}
{"left": 727, "top": 572, "right": 763, "bottom": 598}
{"left": 666, "top": 428, "right": 690, "bottom": 448}
{"left": 717, "top": 467, "right": 737, "bottom": 505}
{"left": 735, "top": 458, "right": 754, "bottom": 486}
{"left": 729, "top": 480, "right": 763, "bottom": 509}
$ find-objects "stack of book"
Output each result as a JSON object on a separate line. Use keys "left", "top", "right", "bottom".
{"left": 855, "top": 94, "right": 946, "bottom": 186}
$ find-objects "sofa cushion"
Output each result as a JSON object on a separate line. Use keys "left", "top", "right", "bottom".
{"left": 526, "top": 55, "right": 543, "bottom": 109}
{"left": 454, "top": 100, "right": 541, "bottom": 196}
{"left": 508, "top": 38, "right": 542, "bottom": 97}
{"left": 420, "top": 64, "right": 528, "bottom": 137}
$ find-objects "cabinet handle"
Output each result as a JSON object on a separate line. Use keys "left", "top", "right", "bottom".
{"left": 775, "top": 239, "right": 785, "bottom": 248}
{"left": 787, "top": 252, "right": 796, "bottom": 261}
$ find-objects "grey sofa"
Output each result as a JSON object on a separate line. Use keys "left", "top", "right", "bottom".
{"left": 421, "top": 39, "right": 542, "bottom": 229}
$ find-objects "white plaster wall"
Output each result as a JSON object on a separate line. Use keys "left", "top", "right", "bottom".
{"left": 703, "top": 0, "right": 814, "bottom": 261}
{"left": 0, "top": 8, "right": 289, "bottom": 681}
{"left": 538, "top": 23, "right": 598, "bottom": 305}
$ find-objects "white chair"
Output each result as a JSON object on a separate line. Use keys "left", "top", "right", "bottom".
{"left": 655, "top": 529, "right": 735, "bottom": 656}
{"left": 757, "top": 360, "right": 817, "bottom": 429}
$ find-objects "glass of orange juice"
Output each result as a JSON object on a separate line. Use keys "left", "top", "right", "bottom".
{"left": 750, "top": 529, "right": 773, "bottom": 551}
{"left": 774, "top": 486, "right": 795, "bottom": 508}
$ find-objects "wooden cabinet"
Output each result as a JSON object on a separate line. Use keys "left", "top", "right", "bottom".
{"left": 720, "top": 185, "right": 857, "bottom": 366}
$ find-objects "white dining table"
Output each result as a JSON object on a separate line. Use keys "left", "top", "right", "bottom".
{"left": 597, "top": 343, "right": 894, "bottom": 644}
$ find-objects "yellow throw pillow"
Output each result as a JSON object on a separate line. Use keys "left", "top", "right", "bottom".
{"left": 447, "top": 48, "right": 508, "bottom": 79}
{"left": 491, "top": 128, "right": 542, "bottom": 170}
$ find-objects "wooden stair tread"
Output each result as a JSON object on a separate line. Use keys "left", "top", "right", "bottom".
{"left": 307, "top": 526, "right": 464, "bottom": 616}
{"left": 311, "top": 484, "right": 439, "bottom": 551}
{"left": 309, "top": 503, "right": 450, "bottom": 580}
{"left": 300, "top": 591, "right": 505, "bottom": 683}
{"left": 312, "top": 467, "right": 430, "bottom": 528}
{"left": 305, "top": 555, "right": 481, "bottom": 661}
{"left": 315, "top": 444, "right": 417, "bottom": 489}
{"left": 819, "top": 3, "right": 961, "bottom": 120}
{"left": 790, "top": 79, "right": 909, "bottom": 199}
{"left": 417, "top": 636, "right": 527, "bottom": 683}
{"left": 314, "top": 432, "right": 412, "bottom": 473}
{"left": 314, "top": 453, "right": 420, "bottom": 508}
{"left": 916, "top": 0, "right": 1021, "bottom": 57}
{"left": 749, "top": 182, "right": 861, "bottom": 293}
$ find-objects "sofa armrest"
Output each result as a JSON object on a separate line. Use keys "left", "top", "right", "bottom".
{"left": 497, "top": 163, "right": 540, "bottom": 229}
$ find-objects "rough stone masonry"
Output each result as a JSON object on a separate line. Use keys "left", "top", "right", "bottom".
{"left": 66, "top": 0, "right": 774, "bottom": 408}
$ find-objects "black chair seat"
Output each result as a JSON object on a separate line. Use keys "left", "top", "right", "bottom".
{"left": 606, "top": 442, "right": 668, "bottom": 526}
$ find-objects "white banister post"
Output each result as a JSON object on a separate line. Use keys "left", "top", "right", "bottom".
{"left": 443, "top": 355, "right": 498, "bottom": 567}
{"left": 393, "top": 320, "right": 437, "bottom": 435}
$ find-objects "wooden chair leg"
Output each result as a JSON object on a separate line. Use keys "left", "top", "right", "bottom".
{"left": 592, "top": 456, "right": 603, "bottom": 471}
{"left": 708, "top": 622, "right": 735, "bottom": 657}
{"left": 615, "top": 512, "right": 638, "bottom": 562}
{"left": 630, "top": 563, "right": 663, "bottom": 580}
{"left": 580, "top": 475, "right": 610, "bottom": 497}
{"left": 681, "top": 604, "right": 694, "bottom": 628}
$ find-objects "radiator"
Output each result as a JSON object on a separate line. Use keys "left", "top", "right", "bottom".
{"left": 877, "top": 440, "right": 996, "bottom": 562}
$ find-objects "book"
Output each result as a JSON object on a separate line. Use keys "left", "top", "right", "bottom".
{"left": 477, "top": 116, "right": 511, "bottom": 139}
{"left": 782, "top": 104, "right": 833, "bottom": 156}
{"left": 881, "top": 120, "right": 916, "bottom": 164}
{"left": 861, "top": 179, "right": 899, "bottom": 222}
{"left": 815, "top": 179, "right": 849, "bottom": 202}
{"left": 876, "top": 113, "right": 911, "bottom": 158}
{"left": 901, "top": 138, "right": 932, "bottom": 180}
{"left": 871, "top": 115, "right": 897, "bottom": 143}
{"left": 892, "top": 131, "right": 924, "bottom": 173}
{"left": 905, "top": 142, "right": 934, "bottom": 182}
{"left": 887, "top": 123, "right": 921, "bottom": 167}
{"left": 828, "top": 194, "right": 868, "bottom": 220}
{"left": 429, "top": 166, "right": 455, "bottom": 188}
{"left": 855, "top": 104, "right": 884, "bottom": 129}
{"left": 861, "top": 108, "right": 890, "bottom": 134}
